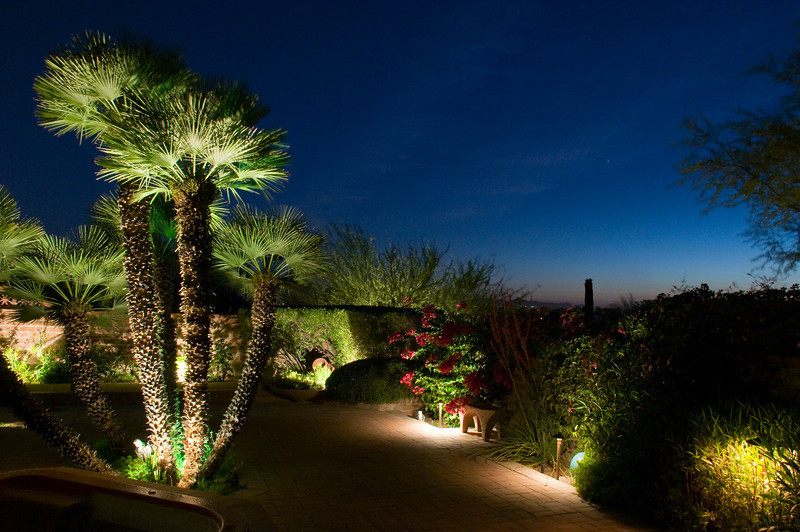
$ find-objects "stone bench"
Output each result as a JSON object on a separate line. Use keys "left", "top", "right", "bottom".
{"left": 460, "top": 405, "right": 500, "bottom": 441}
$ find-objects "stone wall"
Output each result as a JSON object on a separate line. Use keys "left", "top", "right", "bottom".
{"left": 0, "top": 296, "right": 247, "bottom": 371}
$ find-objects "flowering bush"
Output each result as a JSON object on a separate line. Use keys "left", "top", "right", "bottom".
{"left": 389, "top": 304, "right": 499, "bottom": 425}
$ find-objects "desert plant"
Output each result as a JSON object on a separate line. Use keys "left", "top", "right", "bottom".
{"left": 201, "top": 205, "right": 325, "bottom": 481}
{"left": 35, "top": 32, "right": 190, "bottom": 479}
{"left": 321, "top": 224, "right": 514, "bottom": 311}
{"left": 3, "top": 226, "right": 128, "bottom": 451}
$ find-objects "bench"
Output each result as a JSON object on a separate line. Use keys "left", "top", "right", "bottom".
{"left": 460, "top": 405, "right": 501, "bottom": 441}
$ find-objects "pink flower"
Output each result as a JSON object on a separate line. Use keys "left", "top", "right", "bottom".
{"left": 415, "top": 333, "right": 431, "bottom": 347}
{"left": 437, "top": 322, "right": 469, "bottom": 347}
{"left": 400, "top": 371, "right": 416, "bottom": 388}
{"left": 464, "top": 371, "right": 487, "bottom": 396}
{"left": 444, "top": 397, "right": 470, "bottom": 414}
{"left": 456, "top": 301, "right": 467, "bottom": 309}
{"left": 437, "top": 353, "right": 462, "bottom": 375}
{"left": 401, "top": 349, "right": 416, "bottom": 360}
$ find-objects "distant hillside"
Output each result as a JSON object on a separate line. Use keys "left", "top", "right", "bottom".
{"left": 524, "top": 300, "right": 575, "bottom": 310}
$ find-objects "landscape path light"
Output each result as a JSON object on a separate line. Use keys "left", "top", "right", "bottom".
{"left": 554, "top": 438, "right": 563, "bottom": 479}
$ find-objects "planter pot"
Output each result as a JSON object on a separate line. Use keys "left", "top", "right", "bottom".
{"left": 0, "top": 467, "right": 257, "bottom": 531}
{"left": 265, "top": 384, "right": 324, "bottom": 402}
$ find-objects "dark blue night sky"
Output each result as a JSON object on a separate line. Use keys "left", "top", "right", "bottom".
{"left": 3, "top": 1, "right": 800, "bottom": 305}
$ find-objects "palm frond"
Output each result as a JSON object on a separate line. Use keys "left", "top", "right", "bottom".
{"left": 212, "top": 205, "right": 328, "bottom": 298}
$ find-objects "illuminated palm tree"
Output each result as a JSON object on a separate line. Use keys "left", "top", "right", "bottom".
{"left": 200, "top": 205, "right": 326, "bottom": 480}
{"left": 0, "top": 357, "right": 115, "bottom": 474}
{"left": 97, "top": 80, "right": 289, "bottom": 487}
{"left": 92, "top": 192, "right": 181, "bottom": 409}
{"left": 0, "top": 187, "right": 110, "bottom": 472}
{"left": 35, "top": 32, "right": 289, "bottom": 487}
{"left": 4, "top": 226, "right": 128, "bottom": 450}
{"left": 34, "top": 32, "right": 192, "bottom": 478}
{"left": 0, "top": 185, "right": 44, "bottom": 282}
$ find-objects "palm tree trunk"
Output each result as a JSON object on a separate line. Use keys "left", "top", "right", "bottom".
{"left": 0, "top": 356, "right": 116, "bottom": 474}
{"left": 118, "top": 185, "right": 176, "bottom": 480}
{"left": 153, "top": 255, "right": 179, "bottom": 414}
{"left": 173, "top": 187, "right": 214, "bottom": 488}
{"left": 200, "top": 280, "right": 277, "bottom": 481}
{"left": 62, "top": 310, "right": 127, "bottom": 451}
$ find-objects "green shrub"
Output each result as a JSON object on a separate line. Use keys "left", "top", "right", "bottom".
{"left": 270, "top": 307, "right": 417, "bottom": 369}
{"left": 325, "top": 357, "right": 417, "bottom": 404}
{"left": 209, "top": 339, "right": 234, "bottom": 381}
{"left": 560, "top": 286, "right": 800, "bottom": 528}
{"left": 271, "top": 308, "right": 359, "bottom": 367}
{"left": 266, "top": 365, "right": 332, "bottom": 390}
{"left": 92, "top": 344, "right": 136, "bottom": 383}
{"left": 676, "top": 402, "right": 800, "bottom": 531}
{"left": 3, "top": 344, "right": 71, "bottom": 384}
{"left": 346, "top": 307, "right": 418, "bottom": 358}
{"left": 34, "top": 350, "right": 71, "bottom": 384}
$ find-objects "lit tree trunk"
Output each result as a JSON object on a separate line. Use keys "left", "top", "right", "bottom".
{"left": 118, "top": 185, "right": 176, "bottom": 480}
{"left": 154, "top": 256, "right": 179, "bottom": 415}
{"left": 174, "top": 185, "right": 214, "bottom": 488}
{"left": 200, "top": 279, "right": 277, "bottom": 481}
{"left": 0, "top": 356, "right": 116, "bottom": 474}
{"left": 62, "top": 309, "right": 127, "bottom": 451}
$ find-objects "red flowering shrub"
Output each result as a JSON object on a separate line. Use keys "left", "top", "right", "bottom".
{"left": 388, "top": 302, "right": 497, "bottom": 426}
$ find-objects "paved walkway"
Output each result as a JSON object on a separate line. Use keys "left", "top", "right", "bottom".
{"left": 0, "top": 389, "right": 653, "bottom": 531}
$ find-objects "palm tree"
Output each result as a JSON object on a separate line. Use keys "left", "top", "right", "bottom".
{"left": 0, "top": 186, "right": 44, "bottom": 282}
{"left": 34, "top": 31, "right": 192, "bottom": 478}
{"left": 92, "top": 192, "right": 181, "bottom": 411}
{"left": 0, "top": 357, "right": 116, "bottom": 474}
{"left": 97, "top": 79, "right": 289, "bottom": 487}
{"left": 35, "top": 31, "right": 289, "bottom": 487}
{"left": 3, "top": 226, "right": 128, "bottom": 451}
{"left": 0, "top": 186, "right": 112, "bottom": 472}
{"left": 200, "top": 205, "right": 327, "bottom": 480}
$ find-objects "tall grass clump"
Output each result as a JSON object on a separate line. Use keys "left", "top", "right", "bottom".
{"left": 479, "top": 299, "right": 569, "bottom": 468}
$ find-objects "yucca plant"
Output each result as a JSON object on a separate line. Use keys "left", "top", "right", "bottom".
{"left": 4, "top": 226, "right": 128, "bottom": 451}
{"left": 201, "top": 205, "right": 326, "bottom": 480}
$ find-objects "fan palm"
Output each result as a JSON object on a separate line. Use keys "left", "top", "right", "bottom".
{"left": 0, "top": 185, "right": 45, "bottom": 282}
{"left": 35, "top": 31, "right": 289, "bottom": 487}
{"left": 0, "top": 187, "right": 111, "bottom": 472}
{"left": 200, "top": 205, "right": 326, "bottom": 479}
{"left": 4, "top": 226, "right": 128, "bottom": 450}
{"left": 34, "top": 31, "right": 192, "bottom": 478}
{"left": 0, "top": 357, "right": 115, "bottom": 473}
{"left": 92, "top": 192, "right": 181, "bottom": 408}
{"left": 96, "top": 79, "right": 289, "bottom": 487}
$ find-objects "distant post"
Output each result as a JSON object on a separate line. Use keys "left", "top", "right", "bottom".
{"left": 584, "top": 279, "right": 594, "bottom": 324}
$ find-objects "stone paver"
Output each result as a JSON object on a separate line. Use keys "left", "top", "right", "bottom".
{"left": 0, "top": 389, "right": 654, "bottom": 531}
